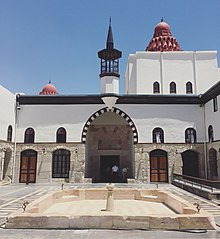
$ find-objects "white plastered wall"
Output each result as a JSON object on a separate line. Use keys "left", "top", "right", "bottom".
{"left": 100, "top": 76, "right": 119, "bottom": 94}
{"left": 0, "top": 85, "right": 15, "bottom": 141}
{"left": 205, "top": 96, "right": 220, "bottom": 141}
{"left": 118, "top": 104, "right": 204, "bottom": 143}
{"left": 125, "top": 51, "right": 218, "bottom": 95}
{"left": 16, "top": 103, "right": 204, "bottom": 144}
{"left": 16, "top": 104, "right": 104, "bottom": 142}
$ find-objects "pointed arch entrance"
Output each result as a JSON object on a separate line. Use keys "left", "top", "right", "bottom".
{"left": 181, "top": 150, "right": 199, "bottom": 177}
{"left": 150, "top": 149, "right": 168, "bottom": 182}
{"left": 19, "top": 150, "right": 37, "bottom": 183}
{"left": 82, "top": 107, "right": 137, "bottom": 183}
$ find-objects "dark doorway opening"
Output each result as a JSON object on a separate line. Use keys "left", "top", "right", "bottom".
{"left": 208, "top": 148, "right": 218, "bottom": 180}
{"left": 150, "top": 149, "right": 168, "bottom": 182}
{"left": 100, "top": 155, "right": 120, "bottom": 183}
{"left": 182, "top": 150, "right": 199, "bottom": 177}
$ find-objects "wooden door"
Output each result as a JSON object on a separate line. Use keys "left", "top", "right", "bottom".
{"left": 19, "top": 151, "right": 37, "bottom": 183}
{"left": 150, "top": 154, "right": 168, "bottom": 182}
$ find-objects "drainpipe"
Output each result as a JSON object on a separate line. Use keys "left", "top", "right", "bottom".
{"left": 12, "top": 95, "right": 19, "bottom": 183}
{"left": 160, "top": 52, "right": 164, "bottom": 94}
{"left": 202, "top": 103, "right": 208, "bottom": 179}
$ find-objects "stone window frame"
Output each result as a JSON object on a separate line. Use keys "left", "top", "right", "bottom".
{"left": 7, "top": 125, "right": 13, "bottom": 142}
{"left": 186, "top": 81, "right": 193, "bottom": 94}
{"left": 213, "top": 97, "right": 218, "bottom": 112}
{"left": 152, "top": 127, "right": 164, "bottom": 143}
{"left": 24, "top": 127, "right": 35, "bottom": 143}
{"left": 185, "top": 128, "right": 196, "bottom": 143}
{"left": 208, "top": 125, "right": 214, "bottom": 143}
{"left": 56, "top": 127, "right": 67, "bottom": 143}
{"left": 153, "top": 81, "right": 160, "bottom": 93}
{"left": 170, "top": 81, "right": 176, "bottom": 94}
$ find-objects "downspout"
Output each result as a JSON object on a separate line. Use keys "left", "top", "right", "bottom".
{"left": 202, "top": 102, "right": 208, "bottom": 179}
{"left": 12, "top": 94, "right": 19, "bottom": 183}
{"left": 160, "top": 52, "right": 164, "bottom": 93}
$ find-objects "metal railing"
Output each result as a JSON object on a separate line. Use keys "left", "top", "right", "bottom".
{"left": 172, "top": 173, "right": 220, "bottom": 192}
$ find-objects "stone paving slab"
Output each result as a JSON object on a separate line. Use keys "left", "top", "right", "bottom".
{"left": 0, "top": 183, "right": 220, "bottom": 237}
{"left": 0, "top": 228, "right": 220, "bottom": 239}
{"left": 43, "top": 200, "right": 175, "bottom": 216}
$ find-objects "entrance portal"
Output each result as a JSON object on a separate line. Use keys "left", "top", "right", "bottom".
{"left": 100, "top": 155, "right": 120, "bottom": 183}
{"left": 19, "top": 150, "right": 37, "bottom": 183}
{"left": 150, "top": 150, "right": 168, "bottom": 182}
{"left": 84, "top": 108, "right": 137, "bottom": 183}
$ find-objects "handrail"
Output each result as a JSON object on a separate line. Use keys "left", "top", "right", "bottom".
{"left": 173, "top": 173, "right": 220, "bottom": 192}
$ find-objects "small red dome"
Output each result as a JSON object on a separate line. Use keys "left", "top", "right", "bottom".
{"left": 146, "top": 19, "right": 181, "bottom": 52}
{"left": 155, "top": 21, "right": 170, "bottom": 32}
{"left": 39, "top": 82, "right": 58, "bottom": 95}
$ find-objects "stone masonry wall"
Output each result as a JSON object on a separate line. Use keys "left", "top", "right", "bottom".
{"left": 10, "top": 141, "right": 220, "bottom": 184}
{"left": 133, "top": 143, "right": 207, "bottom": 183}
{"left": 14, "top": 143, "right": 86, "bottom": 184}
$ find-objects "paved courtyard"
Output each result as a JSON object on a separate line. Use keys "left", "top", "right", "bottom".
{"left": 0, "top": 183, "right": 220, "bottom": 238}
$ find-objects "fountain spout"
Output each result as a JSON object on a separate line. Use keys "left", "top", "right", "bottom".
{"left": 106, "top": 183, "right": 114, "bottom": 211}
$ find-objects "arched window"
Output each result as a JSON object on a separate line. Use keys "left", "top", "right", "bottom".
{"left": 152, "top": 127, "right": 164, "bottom": 143}
{"left": 56, "top": 127, "right": 66, "bottom": 143}
{"left": 186, "top": 82, "right": 193, "bottom": 94}
{"left": 52, "top": 149, "right": 70, "bottom": 178}
{"left": 185, "top": 128, "right": 196, "bottom": 143}
{"left": 7, "top": 125, "right": 13, "bottom": 142}
{"left": 153, "top": 82, "right": 160, "bottom": 93}
{"left": 170, "top": 82, "right": 176, "bottom": 94}
{"left": 24, "top": 128, "right": 35, "bottom": 143}
{"left": 208, "top": 125, "right": 214, "bottom": 143}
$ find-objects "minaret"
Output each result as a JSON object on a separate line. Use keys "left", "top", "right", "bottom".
{"left": 98, "top": 18, "right": 122, "bottom": 95}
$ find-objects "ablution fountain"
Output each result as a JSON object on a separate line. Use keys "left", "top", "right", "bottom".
{"left": 5, "top": 184, "right": 216, "bottom": 230}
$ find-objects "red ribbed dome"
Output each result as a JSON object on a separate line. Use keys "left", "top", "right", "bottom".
{"left": 146, "top": 19, "right": 181, "bottom": 52}
{"left": 39, "top": 82, "right": 58, "bottom": 95}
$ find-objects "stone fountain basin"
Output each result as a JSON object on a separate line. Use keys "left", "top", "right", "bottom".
{"left": 5, "top": 188, "right": 216, "bottom": 230}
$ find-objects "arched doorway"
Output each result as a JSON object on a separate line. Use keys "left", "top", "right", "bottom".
{"left": 208, "top": 148, "right": 218, "bottom": 180}
{"left": 181, "top": 150, "right": 199, "bottom": 177}
{"left": 19, "top": 150, "right": 37, "bottom": 183}
{"left": 83, "top": 108, "right": 137, "bottom": 183}
{"left": 150, "top": 149, "right": 168, "bottom": 182}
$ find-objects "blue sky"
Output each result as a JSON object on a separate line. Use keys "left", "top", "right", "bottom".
{"left": 0, "top": 0, "right": 219, "bottom": 95}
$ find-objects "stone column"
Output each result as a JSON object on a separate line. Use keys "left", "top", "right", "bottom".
{"left": 0, "top": 151, "right": 5, "bottom": 181}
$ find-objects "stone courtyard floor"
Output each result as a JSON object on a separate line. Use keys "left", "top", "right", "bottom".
{"left": 0, "top": 183, "right": 220, "bottom": 238}
{"left": 43, "top": 199, "right": 175, "bottom": 216}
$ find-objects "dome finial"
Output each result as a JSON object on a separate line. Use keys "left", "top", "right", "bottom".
{"left": 161, "top": 17, "right": 164, "bottom": 22}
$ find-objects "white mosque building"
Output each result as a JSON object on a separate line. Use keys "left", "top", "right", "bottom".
{"left": 0, "top": 19, "right": 220, "bottom": 184}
